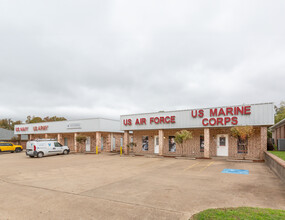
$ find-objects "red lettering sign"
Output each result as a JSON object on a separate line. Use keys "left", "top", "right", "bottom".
{"left": 123, "top": 119, "right": 132, "bottom": 126}
{"left": 191, "top": 105, "right": 252, "bottom": 127}
{"left": 202, "top": 118, "right": 208, "bottom": 126}
{"left": 210, "top": 108, "right": 218, "bottom": 117}
{"left": 198, "top": 109, "right": 204, "bottom": 117}
{"left": 149, "top": 116, "right": 175, "bottom": 124}
{"left": 16, "top": 127, "right": 28, "bottom": 132}
{"left": 244, "top": 106, "right": 251, "bottom": 115}
{"left": 33, "top": 126, "right": 48, "bottom": 131}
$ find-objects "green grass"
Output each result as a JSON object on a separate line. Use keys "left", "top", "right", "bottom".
{"left": 270, "top": 151, "right": 285, "bottom": 161}
{"left": 191, "top": 207, "right": 285, "bottom": 220}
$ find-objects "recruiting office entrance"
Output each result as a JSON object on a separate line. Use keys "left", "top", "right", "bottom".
{"left": 121, "top": 103, "right": 274, "bottom": 160}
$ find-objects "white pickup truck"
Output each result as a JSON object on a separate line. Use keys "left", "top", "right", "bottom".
{"left": 26, "top": 139, "right": 70, "bottom": 158}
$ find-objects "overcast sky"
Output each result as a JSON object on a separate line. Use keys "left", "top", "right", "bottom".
{"left": 0, "top": 0, "right": 284, "bottom": 121}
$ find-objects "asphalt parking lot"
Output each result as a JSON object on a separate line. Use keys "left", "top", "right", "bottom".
{"left": 0, "top": 152, "right": 284, "bottom": 220}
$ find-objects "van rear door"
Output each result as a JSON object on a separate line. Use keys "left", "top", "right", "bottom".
{"left": 26, "top": 141, "right": 34, "bottom": 152}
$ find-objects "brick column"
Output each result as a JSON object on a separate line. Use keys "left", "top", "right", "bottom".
{"left": 17, "top": 134, "right": 21, "bottom": 145}
{"left": 57, "top": 134, "right": 63, "bottom": 145}
{"left": 74, "top": 133, "right": 78, "bottom": 152}
{"left": 123, "top": 131, "right": 130, "bottom": 155}
{"left": 29, "top": 134, "right": 33, "bottom": 140}
{"left": 159, "top": 129, "right": 164, "bottom": 156}
{"left": 96, "top": 132, "right": 101, "bottom": 152}
{"left": 281, "top": 126, "right": 285, "bottom": 139}
{"left": 260, "top": 127, "right": 267, "bottom": 160}
{"left": 110, "top": 133, "right": 114, "bottom": 151}
{"left": 45, "top": 134, "right": 48, "bottom": 139}
{"left": 277, "top": 127, "right": 281, "bottom": 139}
{"left": 204, "top": 128, "right": 210, "bottom": 158}
{"left": 105, "top": 133, "right": 110, "bottom": 152}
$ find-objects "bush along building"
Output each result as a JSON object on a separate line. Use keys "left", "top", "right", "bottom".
{"left": 121, "top": 103, "right": 274, "bottom": 160}
{"left": 14, "top": 118, "right": 125, "bottom": 153}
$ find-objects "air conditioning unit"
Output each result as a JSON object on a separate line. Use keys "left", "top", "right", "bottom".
{"left": 277, "top": 139, "right": 285, "bottom": 151}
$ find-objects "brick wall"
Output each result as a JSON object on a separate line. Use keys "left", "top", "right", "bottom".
{"left": 132, "top": 129, "right": 205, "bottom": 157}
{"left": 281, "top": 126, "right": 285, "bottom": 139}
{"left": 265, "top": 151, "right": 285, "bottom": 183}
{"left": 30, "top": 132, "right": 123, "bottom": 153}
{"left": 132, "top": 126, "right": 267, "bottom": 160}
{"left": 75, "top": 132, "right": 123, "bottom": 153}
{"left": 62, "top": 133, "right": 75, "bottom": 151}
{"left": 163, "top": 129, "right": 205, "bottom": 157}
{"left": 273, "top": 125, "right": 285, "bottom": 146}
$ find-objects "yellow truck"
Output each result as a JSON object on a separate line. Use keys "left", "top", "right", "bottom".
{"left": 0, "top": 142, "right": 23, "bottom": 153}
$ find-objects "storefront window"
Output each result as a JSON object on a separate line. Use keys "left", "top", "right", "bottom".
{"left": 142, "top": 136, "right": 148, "bottom": 151}
{"left": 112, "top": 137, "right": 116, "bottom": 151}
{"left": 101, "top": 137, "right": 104, "bottom": 150}
{"left": 169, "top": 136, "right": 176, "bottom": 152}
{"left": 64, "top": 138, "right": 68, "bottom": 146}
{"left": 155, "top": 137, "right": 159, "bottom": 146}
{"left": 237, "top": 138, "right": 248, "bottom": 153}
{"left": 200, "top": 135, "right": 204, "bottom": 152}
{"left": 219, "top": 137, "right": 226, "bottom": 146}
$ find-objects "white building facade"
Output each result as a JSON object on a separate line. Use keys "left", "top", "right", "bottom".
{"left": 15, "top": 118, "right": 124, "bottom": 153}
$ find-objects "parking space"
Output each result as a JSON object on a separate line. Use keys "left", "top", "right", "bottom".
{"left": 0, "top": 153, "right": 284, "bottom": 219}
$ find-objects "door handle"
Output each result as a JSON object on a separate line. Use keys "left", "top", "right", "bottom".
{"left": 53, "top": 148, "right": 55, "bottom": 149}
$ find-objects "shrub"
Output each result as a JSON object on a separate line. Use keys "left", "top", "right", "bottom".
{"left": 230, "top": 126, "right": 254, "bottom": 141}
{"left": 11, "top": 136, "right": 20, "bottom": 141}
{"left": 174, "top": 130, "right": 193, "bottom": 156}
{"left": 230, "top": 126, "right": 254, "bottom": 159}
{"left": 76, "top": 135, "right": 87, "bottom": 144}
{"left": 127, "top": 142, "right": 137, "bottom": 148}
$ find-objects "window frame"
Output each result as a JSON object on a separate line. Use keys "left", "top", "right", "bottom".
{"left": 54, "top": 142, "right": 63, "bottom": 147}
{"left": 237, "top": 138, "right": 248, "bottom": 154}
{"left": 142, "top": 136, "right": 149, "bottom": 151}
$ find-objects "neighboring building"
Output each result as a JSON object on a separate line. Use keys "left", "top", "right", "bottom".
{"left": 121, "top": 103, "right": 274, "bottom": 160}
{"left": 270, "top": 118, "right": 285, "bottom": 146}
{"left": 14, "top": 118, "right": 124, "bottom": 153}
{"left": 0, "top": 128, "right": 28, "bottom": 148}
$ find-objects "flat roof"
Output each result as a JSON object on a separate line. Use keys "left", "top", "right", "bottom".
{"left": 270, "top": 118, "right": 285, "bottom": 130}
{"left": 120, "top": 102, "right": 274, "bottom": 131}
{"left": 14, "top": 117, "right": 122, "bottom": 135}
{"left": 121, "top": 102, "right": 274, "bottom": 117}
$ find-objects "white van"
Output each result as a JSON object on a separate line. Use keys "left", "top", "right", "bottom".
{"left": 26, "top": 139, "right": 70, "bottom": 158}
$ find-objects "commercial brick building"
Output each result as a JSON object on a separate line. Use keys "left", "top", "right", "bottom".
{"left": 271, "top": 118, "right": 285, "bottom": 147}
{"left": 14, "top": 118, "right": 124, "bottom": 153}
{"left": 121, "top": 103, "right": 274, "bottom": 160}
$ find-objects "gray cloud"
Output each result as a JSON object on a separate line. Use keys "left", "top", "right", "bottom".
{"left": 0, "top": 0, "right": 284, "bottom": 121}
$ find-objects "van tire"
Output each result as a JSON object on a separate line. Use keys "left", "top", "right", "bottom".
{"left": 63, "top": 150, "right": 68, "bottom": 155}
{"left": 29, "top": 155, "right": 34, "bottom": 158}
{"left": 37, "top": 152, "right": 44, "bottom": 158}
